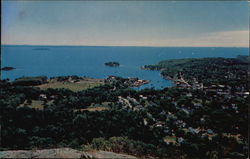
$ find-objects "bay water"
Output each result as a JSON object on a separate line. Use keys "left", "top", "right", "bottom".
{"left": 1, "top": 45, "right": 248, "bottom": 89}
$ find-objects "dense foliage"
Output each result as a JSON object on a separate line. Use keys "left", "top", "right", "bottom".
{"left": 13, "top": 76, "right": 48, "bottom": 86}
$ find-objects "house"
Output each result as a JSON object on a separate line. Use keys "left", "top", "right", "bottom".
{"left": 155, "top": 121, "right": 165, "bottom": 127}
{"left": 177, "top": 137, "right": 184, "bottom": 143}
{"left": 182, "top": 108, "right": 191, "bottom": 114}
{"left": 194, "top": 103, "right": 202, "bottom": 108}
{"left": 218, "top": 85, "right": 225, "bottom": 88}
{"left": 207, "top": 129, "right": 214, "bottom": 134}
{"left": 188, "top": 127, "right": 200, "bottom": 134}
{"left": 134, "top": 105, "right": 144, "bottom": 111}
{"left": 217, "top": 91, "right": 230, "bottom": 95}
{"left": 186, "top": 93, "right": 192, "bottom": 97}
{"left": 143, "top": 118, "right": 148, "bottom": 126}
{"left": 127, "top": 96, "right": 139, "bottom": 105}
{"left": 139, "top": 95, "right": 148, "bottom": 100}
{"left": 175, "top": 120, "right": 186, "bottom": 128}
{"left": 39, "top": 94, "right": 47, "bottom": 99}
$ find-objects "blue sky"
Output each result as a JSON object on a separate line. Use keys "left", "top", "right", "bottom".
{"left": 1, "top": 1, "right": 249, "bottom": 47}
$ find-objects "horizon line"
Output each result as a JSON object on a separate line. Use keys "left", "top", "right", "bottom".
{"left": 1, "top": 44, "right": 249, "bottom": 48}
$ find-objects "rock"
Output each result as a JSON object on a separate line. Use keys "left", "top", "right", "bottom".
{"left": 84, "top": 151, "right": 137, "bottom": 159}
{"left": 0, "top": 148, "right": 138, "bottom": 159}
{"left": 0, "top": 148, "right": 82, "bottom": 158}
{"left": 81, "top": 152, "right": 93, "bottom": 159}
{"left": 0, "top": 150, "right": 32, "bottom": 158}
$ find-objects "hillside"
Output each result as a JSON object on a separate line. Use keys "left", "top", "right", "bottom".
{"left": 0, "top": 56, "right": 248, "bottom": 158}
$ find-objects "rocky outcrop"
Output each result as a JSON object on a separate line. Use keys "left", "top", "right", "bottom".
{"left": 0, "top": 148, "right": 137, "bottom": 159}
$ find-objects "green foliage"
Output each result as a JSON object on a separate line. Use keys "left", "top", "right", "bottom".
{"left": 84, "top": 137, "right": 159, "bottom": 157}
{"left": 228, "top": 152, "right": 245, "bottom": 158}
{"left": 14, "top": 76, "right": 47, "bottom": 86}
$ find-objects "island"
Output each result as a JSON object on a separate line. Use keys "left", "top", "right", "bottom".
{"left": 32, "top": 48, "right": 50, "bottom": 51}
{"left": 1, "top": 66, "right": 15, "bottom": 71}
{"left": 104, "top": 61, "right": 120, "bottom": 67}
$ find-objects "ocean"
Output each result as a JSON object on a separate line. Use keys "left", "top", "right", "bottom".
{"left": 1, "top": 45, "right": 248, "bottom": 89}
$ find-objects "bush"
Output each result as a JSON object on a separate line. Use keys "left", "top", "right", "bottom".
{"left": 83, "top": 136, "right": 158, "bottom": 157}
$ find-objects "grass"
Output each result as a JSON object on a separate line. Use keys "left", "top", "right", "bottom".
{"left": 164, "top": 136, "right": 177, "bottom": 145}
{"left": 30, "top": 100, "right": 44, "bottom": 109}
{"left": 222, "top": 133, "right": 243, "bottom": 143}
{"left": 37, "top": 78, "right": 104, "bottom": 92}
{"left": 75, "top": 106, "right": 109, "bottom": 112}
{"left": 20, "top": 100, "right": 44, "bottom": 110}
{"left": 90, "top": 102, "right": 112, "bottom": 107}
{"left": 74, "top": 102, "right": 111, "bottom": 112}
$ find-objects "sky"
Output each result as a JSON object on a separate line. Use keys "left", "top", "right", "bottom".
{"left": 1, "top": 1, "right": 249, "bottom": 47}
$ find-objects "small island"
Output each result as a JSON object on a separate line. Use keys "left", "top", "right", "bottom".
{"left": 33, "top": 48, "right": 50, "bottom": 51}
{"left": 1, "top": 66, "right": 15, "bottom": 71}
{"left": 104, "top": 61, "right": 120, "bottom": 67}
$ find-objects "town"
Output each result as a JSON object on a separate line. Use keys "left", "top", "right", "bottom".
{"left": 0, "top": 56, "right": 248, "bottom": 158}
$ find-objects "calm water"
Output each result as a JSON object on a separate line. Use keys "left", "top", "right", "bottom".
{"left": 1, "top": 45, "right": 248, "bottom": 89}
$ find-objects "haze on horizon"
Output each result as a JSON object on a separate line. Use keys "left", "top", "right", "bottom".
{"left": 1, "top": 1, "right": 249, "bottom": 47}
